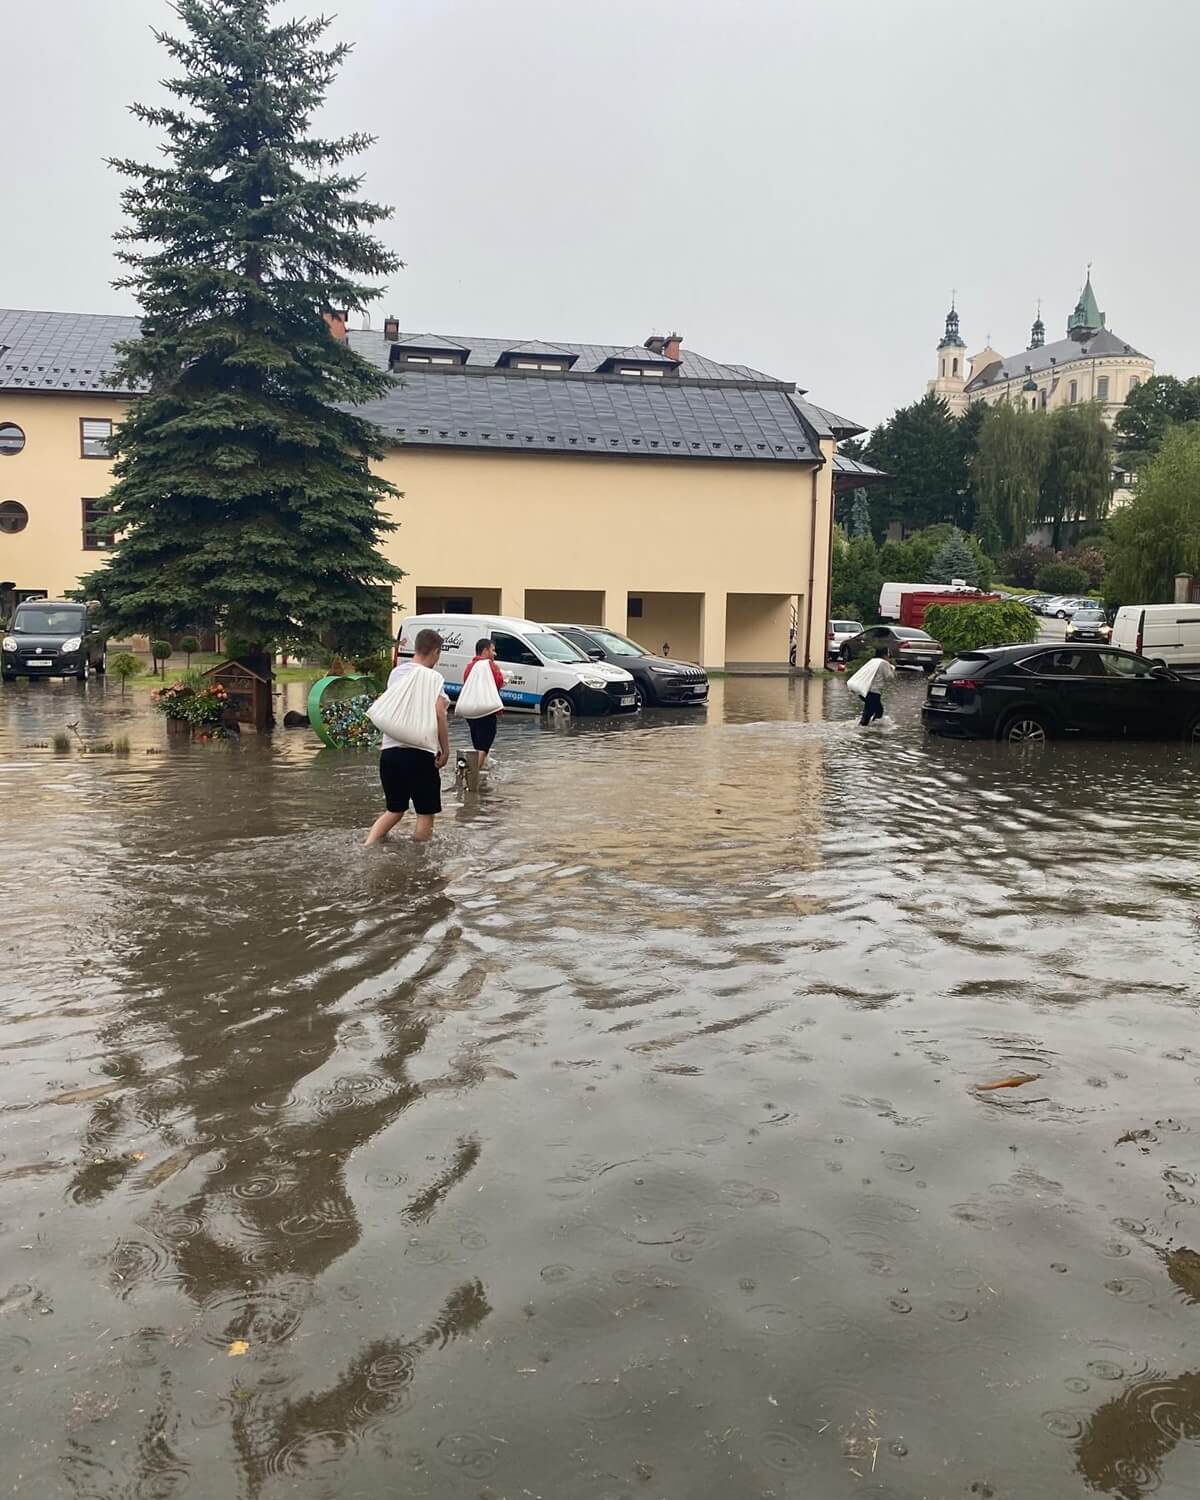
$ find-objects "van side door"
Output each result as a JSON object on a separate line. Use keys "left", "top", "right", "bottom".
{"left": 491, "top": 630, "right": 543, "bottom": 709}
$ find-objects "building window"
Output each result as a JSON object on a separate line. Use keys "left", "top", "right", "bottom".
{"left": 940, "top": 358, "right": 946, "bottom": 377}
{"left": 618, "top": 367, "right": 664, "bottom": 378}
{"left": 1097, "top": 375, "right": 1110, "bottom": 402}
{"left": 628, "top": 596, "right": 643, "bottom": 618}
{"left": 80, "top": 418, "right": 113, "bottom": 458}
{"left": 82, "top": 497, "right": 113, "bottom": 550}
{"left": 0, "top": 422, "right": 25, "bottom": 456}
{"left": 513, "top": 360, "right": 566, "bottom": 372}
{"left": 952, "top": 357, "right": 958, "bottom": 376}
{"left": 1129, "top": 376, "right": 1141, "bottom": 392}
{"left": 1069, "top": 380, "right": 1078, "bottom": 403}
{"left": 0, "top": 499, "right": 29, "bottom": 534}
{"left": 1040, "top": 388, "right": 1048, "bottom": 408}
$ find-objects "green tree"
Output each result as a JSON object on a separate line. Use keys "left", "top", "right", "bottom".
{"left": 179, "top": 634, "right": 200, "bottom": 669}
{"left": 972, "top": 402, "right": 1048, "bottom": 553}
{"left": 1106, "top": 425, "right": 1200, "bottom": 603}
{"left": 923, "top": 600, "right": 1039, "bottom": 656}
{"left": 830, "top": 533, "right": 883, "bottom": 625}
{"left": 79, "top": 0, "right": 403, "bottom": 702}
{"left": 151, "top": 639, "right": 173, "bottom": 678}
{"left": 1114, "top": 374, "right": 1200, "bottom": 472}
{"left": 849, "top": 487, "right": 872, "bottom": 539}
{"left": 878, "top": 524, "right": 993, "bottom": 590}
{"left": 953, "top": 402, "right": 987, "bottom": 531}
{"left": 929, "top": 527, "right": 980, "bottom": 586}
{"left": 1040, "top": 402, "right": 1112, "bottom": 549}
{"left": 109, "top": 651, "right": 144, "bottom": 695}
{"left": 865, "top": 394, "right": 966, "bottom": 534}
{"left": 1035, "top": 561, "right": 1089, "bottom": 596}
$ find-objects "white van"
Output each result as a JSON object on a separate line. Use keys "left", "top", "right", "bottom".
{"left": 395, "top": 613, "right": 638, "bottom": 724}
{"left": 1112, "top": 604, "right": 1200, "bottom": 667}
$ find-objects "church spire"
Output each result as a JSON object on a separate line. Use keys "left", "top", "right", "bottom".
{"left": 1067, "top": 268, "right": 1105, "bottom": 341}
{"left": 1028, "top": 300, "right": 1045, "bottom": 350}
{"left": 938, "top": 294, "right": 965, "bottom": 350}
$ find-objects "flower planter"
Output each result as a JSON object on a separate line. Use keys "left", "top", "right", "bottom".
{"left": 307, "top": 673, "right": 381, "bottom": 749}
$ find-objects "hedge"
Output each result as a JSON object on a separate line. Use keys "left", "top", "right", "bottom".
{"left": 922, "top": 600, "right": 1039, "bottom": 658}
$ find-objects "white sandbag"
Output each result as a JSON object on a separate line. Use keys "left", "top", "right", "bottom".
{"left": 456, "top": 660, "right": 504, "bottom": 719}
{"left": 367, "top": 664, "right": 444, "bottom": 752}
{"left": 846, "top": 658, "right": 884, "bottom": 700}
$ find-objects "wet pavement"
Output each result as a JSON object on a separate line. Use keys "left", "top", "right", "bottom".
{"left": 1, "top": 671, "right": 1198, "bottom": 1499}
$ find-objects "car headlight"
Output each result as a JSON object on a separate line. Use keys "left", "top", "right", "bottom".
{"left": 2, "top": 636, "right": 16, "bottom": 653}
{"left": 649, "top": 665, "right": 681, "bottom": 676}
{"left": 580, "top": 675, "right": 607, "bottom": 689}
{"left": 60, "top": 636, "right": 82, "bottom": 653}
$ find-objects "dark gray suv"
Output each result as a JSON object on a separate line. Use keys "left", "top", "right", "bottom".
{"left": 2, "top": 600, "right": 106, "bottom": 681}
{"left": 549, "top": 624, "right": 709, "bottom": 708}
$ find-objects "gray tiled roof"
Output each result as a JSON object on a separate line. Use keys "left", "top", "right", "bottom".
{"left": 791, "top": 398, "right": 866, "bottom": 440}
{"left": 832, "top": 454, "right": 888, "bottom": 479}
{"left": 0, "top": 308, "right": 140, "bottom": 393}
{"left": 359, "top": 369, "right": 820, "bottom": 462}
{"left": 0, "top": 307, "right": 856, "bottom": 465}
{"left": 965, "top": 328, "right": 1146, "bottom": 391}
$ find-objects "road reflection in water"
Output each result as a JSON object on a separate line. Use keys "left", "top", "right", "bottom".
{"left": 0, "top": 670, "right": 1198, "bottom": 1498}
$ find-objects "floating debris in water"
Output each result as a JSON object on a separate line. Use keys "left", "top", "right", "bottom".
{"left": 320, "top": 693, "right": 380, "bottom": 749}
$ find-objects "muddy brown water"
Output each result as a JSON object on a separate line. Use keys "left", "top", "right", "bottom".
{"left": 1, "top": 672, "right": 1198, "bottom": 1499}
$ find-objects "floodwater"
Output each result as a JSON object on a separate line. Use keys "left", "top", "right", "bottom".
{"left": 1, "top": 671, "right": 1198, "bottom": 1500}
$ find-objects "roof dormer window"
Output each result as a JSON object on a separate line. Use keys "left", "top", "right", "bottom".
{"left": 388, "top": 334, "right": 470, "bottom": 370}
{"left": 497, "top": 342, "right": 578, "bottom": 372}
{"left": 596, "top": 346, "right": 678, "bottom": 376}
{"left": 618, "top": 367, "right": 665, "bottom": 378}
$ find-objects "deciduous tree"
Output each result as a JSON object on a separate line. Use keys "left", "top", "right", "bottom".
{"left": 1040, "top": 403, "right": 1112, "bottom": 549}
{"left": 972, "top": 403, "right": 1048, "bottom": 553}
{"left": 1106, "top": 425, "right": 1200, "bottom": 603}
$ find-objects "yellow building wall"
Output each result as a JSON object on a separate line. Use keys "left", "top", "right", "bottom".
{"left": 726, "top": 592, "right": 793, "bottom": 666}
{"left": 632, "top": 593, "right": 703, "bottom": 663}
{"left": 0, "top": 392, "right": 124, "bottom": 597}
{"left": 1, "top": 392, "right": 835, "bottom": 671}
{"left": 523, "top": 588, "right": 605, "bottom": 626}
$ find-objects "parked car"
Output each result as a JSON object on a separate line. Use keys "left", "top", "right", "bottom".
{"left": 2, "top": 599, "right": 106, "bottom": 681}
{"left": 827, "top": 619, "right": 864, "bottom": 659}
{"left": 394, "top": 613, "right": 637, "bottom": 724}
{"left": 1045, "top": 596, "right": 1096, "bottom": 620}
{"left": 922, "top": 645, "right": 1200, "bottom": 743}
{"left": 841, "top": 624, "right": 943, "bottom": 673}
{"left": 547, "top": 624, "right": 708, "bottom": 709}
{"left": 1066, "top": 608, "right": 1111, "bottom": 643}
{"left": 1111, "top": 603, "right": 1200, "bottom": 668}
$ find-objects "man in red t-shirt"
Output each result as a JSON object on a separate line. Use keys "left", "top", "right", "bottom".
{"left": 462, "top": 637, "right": 505, "bottom": 766}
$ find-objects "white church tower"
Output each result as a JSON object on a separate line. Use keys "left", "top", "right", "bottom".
{"left": 927, "top": 299, "right": 968, "bottom": 414}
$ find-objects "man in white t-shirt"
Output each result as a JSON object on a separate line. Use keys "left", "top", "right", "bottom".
{"left": 365, "top": 629, "right": 450, "bottom": 845}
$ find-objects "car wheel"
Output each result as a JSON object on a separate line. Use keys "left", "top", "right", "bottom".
{"left": 94, "top": 654, "right": 106, "bottom": 675}
{"left": 1056, "top": 610, "right": 1070, "bottom": 620}
{"left": 543, "top": 690, "right": 576, "bottom": 726}
{"left": 633, "top": 679, "right": 653, "bottom": 710}
{"left": 1184, "top": 715, "right": 1200, "bottom": 746}
{"left": 999, "top": 711, "right": 1050, "bottom": 745}
{"left": 76, "top": 660, "right": 90, "bottom": 682}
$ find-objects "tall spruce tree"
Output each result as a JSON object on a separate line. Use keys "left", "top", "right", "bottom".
{"left": 81, "top": 0, "right": 402, "bottom": 678}
{"left": 929, "top": 528, "right": 980, "bottom": 586}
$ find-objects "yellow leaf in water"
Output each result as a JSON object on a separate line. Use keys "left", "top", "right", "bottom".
{"left": 227, "top": 1340, "right": 250, "bottom": 1357}
{"left": 129, "top": 1152, "right": 145, "bottom": 1162}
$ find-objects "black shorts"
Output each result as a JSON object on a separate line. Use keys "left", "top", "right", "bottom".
{"left": 468, "top": 713, "right": 499, "bottom": 753}
{"left": 379, "top": 747, "right": 442, "bottom": 816}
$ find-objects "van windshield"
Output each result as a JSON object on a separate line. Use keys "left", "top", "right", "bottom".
{"left": 13, "top": 605, "right": 84, "bottom": 633}
{"left": 526, "top": 631, "right": 589, "bottom": 664}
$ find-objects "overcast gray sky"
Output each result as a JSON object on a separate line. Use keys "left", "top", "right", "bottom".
{"left": 4, "top": 0, "right": 1196, "bottom": 424}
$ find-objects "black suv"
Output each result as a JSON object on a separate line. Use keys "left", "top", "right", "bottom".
{"left": 923, "top": 645, "right": 1200, "bottom": 744}
{"left": 2, "top": 600, "right": 106, "bottom": 681}
{"left": 549, "top": 624, "right": 709, "bottom": 708}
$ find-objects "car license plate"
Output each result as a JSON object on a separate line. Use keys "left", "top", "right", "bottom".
{"left": 620, "top": 696, "right": 636, "bottom": 707}
{"left": 930, "top": 685, "right": 947, "bottom": 697}
{"left": 26, "top": 660, "right": 52, "bottom": 667}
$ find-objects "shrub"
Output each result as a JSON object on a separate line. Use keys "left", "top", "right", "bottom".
{"left": 1061, "top": 544, "right": 1105, "bottom": 589}
{"left": 150, "top": 639, "right": 173, "bottom": 677}
{"left": 1000, "top": 543, "right": 1055, "bottom": 588}
{"left": 179, "top": 634, "right": 200, "bottom": 668}
{"left": 923, "top": 600, "right": 1039, "bottom": 658}
{"left": 109, "top": 651, "right": 143, "bottom": 696}
{"left": 1035, "top": 561, "right": 1090, "bottom": 596}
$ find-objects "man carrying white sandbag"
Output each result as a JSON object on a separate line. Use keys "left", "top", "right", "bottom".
{"left": 847, "top": 647, "right": 895, "bottom": 728}
{"left": 364, "top": 629, "right": 450, "bottom": 845}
